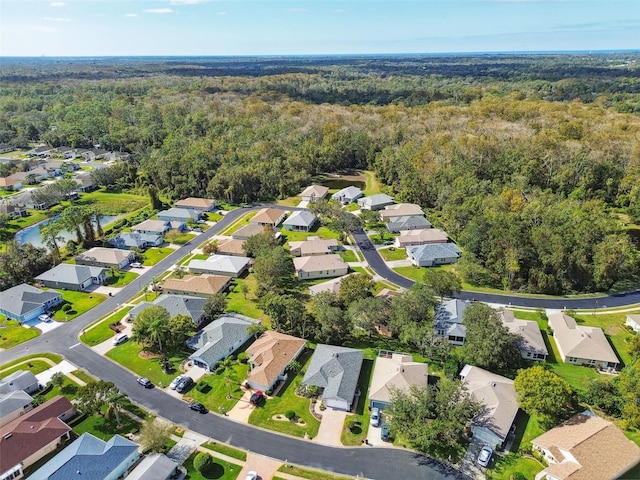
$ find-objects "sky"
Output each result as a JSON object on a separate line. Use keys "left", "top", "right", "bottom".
{"left": 1, "top": 0, "right": 639, "bottom": 57}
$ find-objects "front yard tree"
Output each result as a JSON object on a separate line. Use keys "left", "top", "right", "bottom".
{"left": 243, "top": 231, "right": 280, "bottom": 258}
{"left": 389, "top": 283, "right": 437, "bottom": 341}
{"left": 311, "top": 291, "right": 352, "bottom": 343}
{"left": 253, "top": 248, "right": 293, "bottom": 295}
{"left": 388, "top": 380, "right": 481, "bottom": 455}
{"left": 514, "top": 365, "right": 574, "bottom": 428}
{"left": 131, "top": 306, "right": 170, "bottom": 353}
{"left": 203, "top": 292, "right": 227, "bottom": 320}
{"left": 50, "top": 371, "right": 65, "bottom": 389}
{"left": 167, "top": 314, "right": 196, "bottom": 353}
{"left": 338, "top": 272, "right": 375, "bottom": 306}
{"left": 462, "top": 303, "right": 523, "bottom": 372}
{"left": 139, "top": 419, "right": 172, "bottom": 453}
{"left": 76, "top": 380, "right": 119, "bottom": 416}
{"left": 347, "top": 296, "right": 388, "bottom": 337}
{"left": 422, "top": 269, "right": 462, "bottom": 300}
{"left": 105, "top": 390, "right": 128, "bottom": 427}
{"left": 617, "top": 359, "right": 640, "bottom": 428}
{"left": 261, "top": 294, "right": 305, "bottom": 334}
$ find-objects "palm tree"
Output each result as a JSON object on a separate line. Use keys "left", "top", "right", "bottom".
{"left": 149, "top": 317, "right": 170, "bottom": 352}
{"left": 40, "top": 222, "right": 64, "bottom": 262}
{"left": 218, "top": 356, "right": 238, "bottom": 399}
{"left": 105, "top": 390, "right": 128, "bottom": 427}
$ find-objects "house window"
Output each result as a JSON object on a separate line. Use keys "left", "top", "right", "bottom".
{"left": 588, "top": 359, "right": 596, "bottom": 365}
{"left": 526, "top": 352, "right": 531, "bottom": 357}
{"left": 568, "top": 357, "right": 577, "bottom": 363}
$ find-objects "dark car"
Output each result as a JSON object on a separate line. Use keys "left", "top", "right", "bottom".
{"left": 250, "top": 391, "right": 265, "bottom": 406}
{"left": 188, "top": 401, "right": 207, "bottom": 413}
{"left": 137, "top": 377, "right": 153, "bottom": 388}
{"left": 175, "top": 376, "right": 194, "bottom": 393}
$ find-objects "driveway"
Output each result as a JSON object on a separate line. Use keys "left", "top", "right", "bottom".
{"left": 457, "top": 438, "right": 487, "bottom": 480}
{"left": 226, "top": 388, "right": 256, "bottom": 422}
{"left": 313, "top": 404, "right": 347, "bottom": 446}
{"left": 238, "top": 452, "right": 282, "bottom": 480}
{"left": 166, "top": 428, "right": 209, "bottom": 464}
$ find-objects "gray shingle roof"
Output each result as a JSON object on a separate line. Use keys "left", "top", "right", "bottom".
{"left": 357, "top": 194, "right": 394, "bottom": 208}
{"left": 157, "top": 207, "right": 200, "bottom": 221}
{"left": 283, "top": 210, "right": 317, "bottom": 228}
{"left": 126, "top": 453, "right": 178, "bottom": 480}
{"left": 434, "top": 299, "right": 468, "bottom": 326}
{"left": 0, "top": 390, "right": 33, "bottom": 419}
{"left": 188, "top": 313, "right": 258, "bottom": 367}
{"left": 28, "top": 433, "right": 139, "bottom": 480}
{"left": 0, "top": 370, "right": 39, "bottom": 394}
{"left": 332, "top": 186, "right": 363, "bottom": 201}
{"left": 0, "top": 284, "right": 61, "bottom": 317}
{"left": 407, "top": 243, "right": 462, "bottom": 262}
{"left": 35, "top": 264, "right": 106, "bottom": 286}
{"left": 129, "top": 294, "right": 206, "bottom": 325}
{"left": 302, "top": 345, "right": 364, "bottom": 405}
{"left": 387, "top": 216, "right": 432, "bottom": 231}
{"left": 108, "top": 232, "right": 162, "bottom": 249}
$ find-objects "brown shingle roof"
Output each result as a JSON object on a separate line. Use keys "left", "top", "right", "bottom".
{"left": 246, "top": 331, "right": 305, "bottom": 388}
{"left": 380, "top": 203, "right": 425, "bottom": 220}
{"left": 163, "top": 274, "right": 231, "bottom": 296}
{"left": 175, "top": 197, "right": 215, "bottom": 210}
{"left": 250, "top": 208, "right": 285, "bottom": 225}
{"left": 217, "top": 239, "right": 247, "bottom": 256}
{"left": 293, "top": 254, "right": 348, "bottom": 273}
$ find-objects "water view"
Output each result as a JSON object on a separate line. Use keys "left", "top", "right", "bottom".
{"left": 15, "top": 214, "right": 120, "bottom": 249}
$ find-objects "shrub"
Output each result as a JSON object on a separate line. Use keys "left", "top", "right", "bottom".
{"left": 237, "top": 352, "right": 248, "bottom": 364}
{"left": 62, "top": 304, "right": 72, "bottom": 312}
{"left": 511, "top": 474, "right": 527, "bottom": 480}
{"left": 285, "top": 410, "right": 296, "bottom": 420}
{"left": 193, "top": 452, "right": 213, "bottom": 473}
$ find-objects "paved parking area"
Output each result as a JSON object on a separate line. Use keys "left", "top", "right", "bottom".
{"left": 238, "top": 452, "right": 282, "bottom": 480}
{"left": 226, "top": 388, "right": 255, "bottom": 422}
{"left": 313, "top": 405, "right": 347, "bottom": 446}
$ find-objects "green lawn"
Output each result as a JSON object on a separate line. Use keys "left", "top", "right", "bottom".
{"left": 105, "top": 271, "right": 139, "bottom": 287}
{"left": 486, "top": 454, "right": 543, "bottom": 480}
{"left": 338, "top": 250, "right": 358, "bottom": 262}
{"left": 183, "top": 452, "right": 241, "bottom": 480}
{"left": 70, "top": 410, "right": 141, "bottom": 441}
{"left": 220, "top": 212, "right": 257, "bottom": 236}
{"left": 280, "top": 226, "right": 341, "bottom": 243}
{"left": 362, "top": 170, "right": 383, "bottom": 196}
{"left": 341, "top": 358, "right": 375, "bottom": 445}
{"left": 142, "top": 247, "right": 173, "bottom": 266}
{"left": 393, "top": 265, "right": 426, "bottom": 282}
{"left": 106, "top": 341, "right": 187, "bottom": 387}
{"left": 71, "top": 369, "right": 96, "bottom": 384}
{"left": 201, "top": 442, "right": 247, "bottom": 461}
{"left": 81, "top": 307, "right": 133, "bottom": 346}
{"left": 0, "top": 318, "right": 40, "bottom": 349}
{"left": 226, "top": 276, "right": 268, "bottom": 322}
{"left": 277, "top": 464, "right": 353, "bottom": 480}
{"left": 34, "top": 377, "right": 81, "bottom": 403}
{"left": 0, "top": 353, "right": 63, "bottom": 376}
{"left": 276, "top": 195, "right": 301, "bottom": 207}
{"left": 75, "top": 189, "right": 148, "bottom": 215}
{"left": 378, "top": 247, "right": 406, "bottom": 261}
{"left": 51, "top": 290, "right": 107, "bottom": 321}
{"left": 249, "top": 350, "right": 321, "bottom": 439}
{"left": 0, "top": 359, "right": 55, "bottom": 377}
{"left": 166, "top": 232, "right": 196, "bottom": 245}
{"left": 187, "top": 363, "right": 250, "bottom": 414}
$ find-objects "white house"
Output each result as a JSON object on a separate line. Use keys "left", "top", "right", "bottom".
{"left": 331, "top": 186, "right": 363, "bottom": 204}
{"left": 188, "top": 254, "right": 251, "bottom": 277}
{"left": 625, "top": 314, "right": 640, "bottom": 333}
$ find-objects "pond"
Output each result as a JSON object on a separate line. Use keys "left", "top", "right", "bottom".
{"left": 15, "top": 214, "right": 120, "bottom": 249}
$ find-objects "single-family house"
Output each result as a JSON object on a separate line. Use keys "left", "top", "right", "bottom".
{"left": 53, "top": 146, "right": 76, "bottom": 159}
{"left": 250, "top": 208, "right": 287, "bottom": 227}
{"left": 282, "top": 210, "right": 318, "bottom": 232}
{"left": 332, "top": 186, "right": 364, "bottom": 204}
{"left": 459, "top": 365, "right": 519, "bottom": 449}
{"left": 175, "top": 197, "right": 216, "bottom": 212}
{"left": 216, "top": 239, "right": 247, "bottom": 257}
{"left": 188, "top": 254, "right": 251, "bottom": 277}
{"left": 288, "top": 238, "right": 339, "bottom": 257}
{"left": 433, "top": 299, "right": 469, "bottom": 345}
{"left": 75, "top": 247, "right": 135, "bottom": 269}
{"left": 308, "top": 274, "right": 353, "bottom": 296}
{"left": 28, "top": 145, "right": 52, "bottom": 157}
{"left": 0, "top": 203, "right": 28, "bottom": 218}
{"left": 29, "top": 433, "right": 139, "bottom": 480}
{"left": 369, "top": 352, "right": 428, "bottom": 410}
{"left": 0, "top": 396, "right": 74, "bottom": 480}
{"left": 187, "top": 313, "right": 258, "bottom": 371}
{"left": 78, "top": 149, "right": 95, "bottom": 162}
{"left": 129, "top": 294, "right": 207, "bottom": 327}
{"left": 302, "top": 345, "right": 364, "bottom": 411}
{"left": 157, "top": 207, "right": 201, "bottom": 224}
{"left": 104, "top": 151, "right": 132, "bottom": 162}
{"left": 0, "top": 284, "right": 62, "bottom": 324}
{"left": 0, "top": 144, "right": 15, "bottom": 154}
{"left": 73, "top": 172, "right": 97, "bottom": 192}
{"left": 379, "top": 203, "right": 425, "bottom": 221}
{"left": 548, "top": 312, "right": 619, "bottom": 371}
{"left": 532, "top": 412, "right": 640, "bottom": 480}
{"left": 131, "top": 219, "right": 177, "bottom": 235}
{"left": 395, "top": 228, "right": 449, "bottom": 248}
{"left": 163, "top": 274, "right": 232, "bottom": 298}
{"left": 35, "top": 264, "right": 107, "bottom": 292}
{"left": 357, "top": 194, "right": 394, "bottom": 211}
{"left": 0, "top": 371, "right": 41, "bottom": 396}
{"left": 300, "top": 185, "right": 329, "bottom": 203}
{"left": 126, "top": 453, "right": 179, "bottom": 480}
{"left": 108, "top": 232, "right": 163, "bottom": 250}
{"left": 0, "top": 391, "right": 34, "bottom": 428}
{"left": 28, "top": 166, "right": 51, "bottom": 180}
{"left": 293, "top": 254, "right": 349, "bottom": 280}
{"left": 42, "top": 161, "right": 63, "bottom": 176}
{"left": 387, "top": 215, "right": 432, "bottom": 233}
{"left": 232, "top": 224, "right": 267, "bottom": 240}
{"left": 91, "top": 148, "right": 109, "bottom": 159}
{"left": 625, "top": 314, "right": 640, "bottom": 333}
{"left": 0, "top": 177, "right": 22, "bottom": 191}
{"left": 406, "top": 243, "right": 462, "bottom": 267}
{"left": 245, "top": 331, "right": 306, "bottom": 392}
{"left": 499, "top": 309, "right": 548, "bottom": 361}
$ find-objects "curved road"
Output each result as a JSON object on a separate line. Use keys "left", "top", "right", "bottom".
{"left": 2, "top": 205, "right": 465, "bottom": 480}
{"left": 350, "top": 230, "right": 640, "bottom": 309}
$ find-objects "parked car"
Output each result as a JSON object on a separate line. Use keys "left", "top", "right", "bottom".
{"left": 188, "top": 401, "right": 207, "bottom": 413}
{"left": 370, "top": 407, "right": 381, "bottom": 427}
{"left": 383, "top": 240, "right": 394, "bottom": 246}
{"left": 137, "top": 377, "right": 153, "bottom": 388}
{"left": 175, "top": 376, "right": 194, "bottom": 393}
{"left": 130, "top": 262, "right": 143, "bottom": 268}
{"left": 245, "top": 472, "right": 258, "bottom": 480}
{"left": 169, "top": 374, "right": 185, "bottom": 390}
{"left": 250, "top": 391, "right": 265, "bottom": 405}
{"left": 477, "top": 446, "right": 493, "bottom": 467}
{"left": 112, "top": 334, "right": 128, "bottom": 346}
{"left": 38, "top": 314, "right": 52, "bottom": 323}
{"left": 380, "top": 422, "right": 390, "bottom": 441}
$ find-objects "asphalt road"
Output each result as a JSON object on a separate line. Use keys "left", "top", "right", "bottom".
{"left": 349, "top": 229, "right": 640, "bottom": 309}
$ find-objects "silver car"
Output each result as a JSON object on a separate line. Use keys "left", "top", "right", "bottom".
{"left": 169, "top": 374, "right": 185, "bottom": 390}
{"left": 477, "top": 446, "right": 493, "bottom": 467}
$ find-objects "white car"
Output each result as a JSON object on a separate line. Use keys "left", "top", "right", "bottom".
{"left": 370, "top": 407, "right": 381, "bottom": 427}
{"left": 477, "top": 446, "right": 493, "bottom": 467}
{"left": 245, "top": 472, "right": 258, "bottom": 480}
{"left": 38, "top": 314, "right": 52, "bottom": 323}
{"left": 130, "top": 262, "right": 143, "bottom": 268}
{"left": 169, "top": 375, "right": 185, "bottom": 390}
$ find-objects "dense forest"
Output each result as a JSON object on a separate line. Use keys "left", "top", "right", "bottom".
{"left": 1, "top": 54, "right": 639, "bottom": 294}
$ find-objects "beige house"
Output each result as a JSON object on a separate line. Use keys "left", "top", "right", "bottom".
{"left": 532, "top": 413, "right": 640, "bottom": 480}
{"left": 459, "top": 365, "right": 519, "bottom": 448}
{"left": 175, "top": 197, "right": 216, "bottom": 212}
{"left": 368, "top": 352, "right": 428, "bottom": 410}
{"left": 548, "top": 312, "right": 619, "bottom": 371}
{"left": 499, "top": 309, "right": 548, "bottom": 361}
{"left": 625, "top": 314, "right": 640, "bottom": 333}
{"left": 308, "top": 274, "right": 353, "bottom": 296}
{"left": 245, "top": 331, "right": 306, "bottom": 392}
{"left": 163, "top": 275, "right": 231, "bottom": 298}
{"left": 216, "top": 238, "right": 247, "bottom": 256}
{"left": 288, "top": 238, "right": 339, "bottom": 257}
{"left": 395, "top": 228, "right": 448, "bottom": 248}
{"left": 75, "top": 247, "right": 135, "bottom": 269}
{"left": 249, "top": 208, "right": 287, "bottom": 227}
{"left": 300, "top": 184, "right": 329, "bottom": 202}
{"left": 379, "top": 203, "right": 425, "bottom": 221}
{"left": 232, "top": 224, "right": 267, "bottom": 240}
{"left": 293, "top": 254, "right": 349, "bottom": 280}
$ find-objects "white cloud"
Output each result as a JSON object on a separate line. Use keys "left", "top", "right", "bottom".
{"left": 284, "top": 7, "right": 306, "bottom": 12}
{"left": 44, "top": 16, "right": 71, "bottom": 22}
{"left": 145, "top": 8, "right": 173, "bottom": 14}
{"left": 171, "top": 0, "right": 208, "bottom": 4}
{"left": 125, "top": 13, "right": 138, "bottom": 17}
{"left": 50, "top": 2, "right": 66, "bottom": 7}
